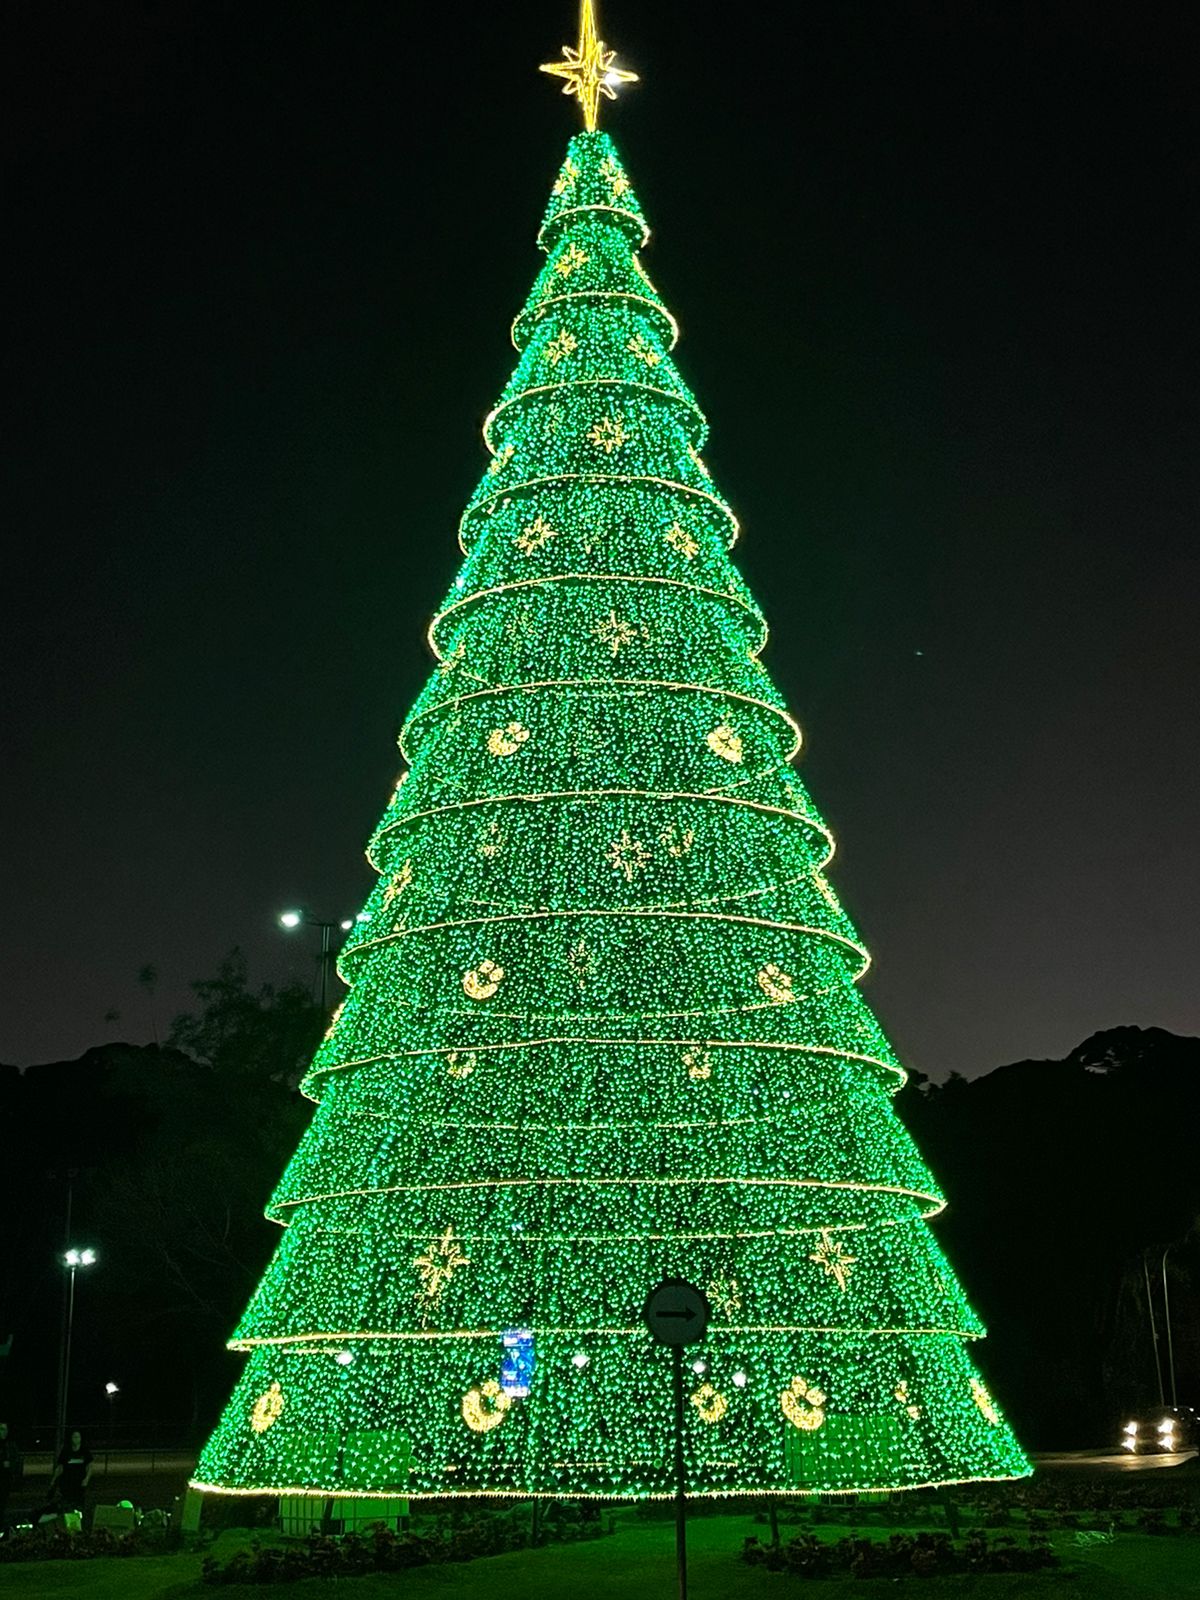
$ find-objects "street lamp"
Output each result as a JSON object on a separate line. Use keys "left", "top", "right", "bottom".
{"left": 105, "top": 1381, "right": 119, "bottom": 1441}
{"left": 57, "top": 1247, "right": 97, "bottom": 1447}
{"left": 1161, "top": 1244, "right": 1179, "bottom": 1411}
{"left": 277, "top": 909, "right": 360, "bottom": 1012}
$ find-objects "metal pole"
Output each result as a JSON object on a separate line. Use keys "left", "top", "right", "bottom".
{"left": 60, "top": 1266, "right": 77, "bottom": 1446}
{"left": 1161, "top": 1247, "right": 1178, "bottom": 1410}
{"left": 672, "top": 1344, "right": 687, "bottom": 1600}
{"left": 319, "top": 922, "right": 331, "bottom": 1012}
{"left": 55, "top": 1178, "right": 74, "bottom": 1450}
{"left": 1143, "top": 1252, "right": 1165, "bottom": 1407}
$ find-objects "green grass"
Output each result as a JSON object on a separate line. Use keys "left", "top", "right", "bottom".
{"left": 1, "top": 1514, "right": 1197, "bottom": 1599}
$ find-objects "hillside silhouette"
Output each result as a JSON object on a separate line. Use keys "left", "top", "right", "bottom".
{"left": 1, "top": 1000, "right": 1195, "bottom": 1449}
{"left": 904, "top": 1026, "right": 1198, "bottom": 1445}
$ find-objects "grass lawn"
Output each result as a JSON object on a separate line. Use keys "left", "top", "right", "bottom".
{"left": 2, "top": 1514, "right": 1198, "bottom": 1599}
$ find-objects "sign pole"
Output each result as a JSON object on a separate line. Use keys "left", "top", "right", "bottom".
{"left": 672, "top": 1342, "right": 687, "bottom": 1600}
{"left": 642, "top": 1278, "right": 710, "bottom": 1600}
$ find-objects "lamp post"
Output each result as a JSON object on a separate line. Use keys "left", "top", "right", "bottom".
{"left": 1161, "top": 1244, "right": 1178, "bottom": 1411}
{"left": 278, "top": 910, "right": 361, "bottom": 1012}
{"left": 1143, "top": 1251, "right": 1165, "bottom": 1408}
{"left": 57, "top": 1247, "right": 97, "bottom": 1447}
{"left": 104, "top": 1381, "right": 119, "bottom": 1442}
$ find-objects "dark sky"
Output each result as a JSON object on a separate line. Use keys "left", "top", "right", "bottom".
{"left": 6, "top": 1, "right": 1197, "bottom": 1077}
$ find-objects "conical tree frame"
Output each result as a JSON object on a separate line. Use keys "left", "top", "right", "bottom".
{"left": 192, "top": 130, "right": 1030, "bottom": 1502}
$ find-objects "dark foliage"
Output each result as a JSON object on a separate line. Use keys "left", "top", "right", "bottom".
{"left": 741, "top": 1528, "right": 1058, "bottom": 1578}
{"left": 200, "top": 1504, "right": 610, "bottom": 1583}
{"left": 0, "top": 1524, "right": 168, "bottom": 1563}
{"left": 751, "top": 1470, "right": 1200, "bottom": 1535}
{"left": 901, "top": 1026, "right": 1200, "bottom": 1447}
{"left": 0, "top": 951, "right": 321, "bottom": 1439}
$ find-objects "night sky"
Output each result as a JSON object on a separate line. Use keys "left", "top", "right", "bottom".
{"left": 7, "top": 1, "right": 1197, "bottom": 1077}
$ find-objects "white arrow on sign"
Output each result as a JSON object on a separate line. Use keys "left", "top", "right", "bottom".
{"left": 643, "top": 1277, "right": 711, "bottom": 1347}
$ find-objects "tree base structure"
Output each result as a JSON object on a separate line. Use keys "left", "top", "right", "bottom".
{"left": 193, "top": 1329, "right": 1026, "bottom": 1501}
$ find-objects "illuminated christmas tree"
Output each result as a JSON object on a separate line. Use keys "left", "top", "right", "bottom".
{"left": 193, "top": 4, "right": 1029, "bottom": 1503}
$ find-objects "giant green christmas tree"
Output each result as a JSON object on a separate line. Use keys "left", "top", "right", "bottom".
{"left": 193, "top": 5, "right": 1029, "bottom": 1502}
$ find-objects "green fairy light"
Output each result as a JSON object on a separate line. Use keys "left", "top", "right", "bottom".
{"left": 192, "top": 122, "right": 1030, "bottom": 1503}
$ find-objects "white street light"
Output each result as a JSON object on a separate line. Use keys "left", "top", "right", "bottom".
{"left": 277, "top": 908, "right": 357, "bottom": 1011}
{"left": 58, "top": 1247, "right": 98, "bottom": 1447}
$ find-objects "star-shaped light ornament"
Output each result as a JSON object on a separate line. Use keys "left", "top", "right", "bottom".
{"left": 592, "top": 609, "right": 643, "bottom": 656}
{"left": 539, "top": 0, "right": 638, "bottom": 132}
{"left": 809, "top": 1228, "right": 857, "bottom": 1293}
{"left": 413, "top": 1226, "right": 471, "bottom": 1316}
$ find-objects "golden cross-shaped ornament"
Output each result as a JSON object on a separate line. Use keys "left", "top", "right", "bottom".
{"left": 540, "top": 0, "right": 638, "bottom": 131}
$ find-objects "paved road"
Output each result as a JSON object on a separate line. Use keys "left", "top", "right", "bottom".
{"left": 1033, "top": 1449, "right": 1197, "bottom": 1472}
{"left": 22, "top": 1452, "right": 196, "bottom": 1477}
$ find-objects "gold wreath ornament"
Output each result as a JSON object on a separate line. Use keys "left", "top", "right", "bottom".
{"left": 781, "top": 1376, "right": 826, "bottom": 1431}
{"left": 690, "top": 1382, "right": 728, "bottom": 1425}
{"left": 706, "top": 723, "right": 743, "bottom": 763}
{"left": 250, "top": 1381, "right": 284, "bottom": 1435}
{"left": 462, "top": 1378, "right": 512, "bottom": 1434}
{"left": 487, "top": 721, "right": 531, "bottom": 758}
{"left": 462, "top": 960, "right": 504, "bottom": 1001}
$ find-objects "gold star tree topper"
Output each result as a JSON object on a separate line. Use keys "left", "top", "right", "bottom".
{"left": 540, "top": 1, "right": 638, "bottom": 131}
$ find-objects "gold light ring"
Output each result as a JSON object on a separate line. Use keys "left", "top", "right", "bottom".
{"left": 428, "top": 573, "right": 767, "bottom": 660}
{"left": 458, "top": 471, "right": 738, "bottom": 552}
{"left": 368, "top": 788, "right": 837, "bottom": 879}
{"left": 339, "top": 907, "right": 869, "bottom": 990}
{"left": 190, "top": 1472, "right": 1030, "bottom": 1501}
{"left": 536, "top": 201, "right": 651, "bottom": 254}
{"left": 397, "top": 678, "right": 802, "bottom": 765}
{"left": 301, "top": 1037, "right": 905, "bottom": 1100}
{"left": 268, "top": 1174, "right": 946, "bottom": 1226}
{"left": 482, "top": 379, "right": 707, "bottom": 457}
{"left": 226, "top": 1320, "right": 978, "bottom": 1355}
{"left": 512, "top": 289, "right": 678, "bottom": 353}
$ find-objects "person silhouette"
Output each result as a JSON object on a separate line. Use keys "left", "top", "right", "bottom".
{"left": 0, "top": 1422, "right": 21, "bottom": 1532}
{"left": 49, "top": 1429, "right": 93, "bottom": 1518}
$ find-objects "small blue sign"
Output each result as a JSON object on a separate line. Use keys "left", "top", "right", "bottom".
{"left": 500, "top": 1328, "right": 535, "bottom": 1397}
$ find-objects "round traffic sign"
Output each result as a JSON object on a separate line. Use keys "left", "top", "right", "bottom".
{"left": 643, "top": 1277, "right": 711, "bottom": 1347}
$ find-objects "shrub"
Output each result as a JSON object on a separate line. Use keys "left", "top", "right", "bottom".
{"left": 741, "top": 1528, "right": 1058, "bottom": 1578}
{"left": 201, "top": 1503, "right": 613, "bottom": 1583}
